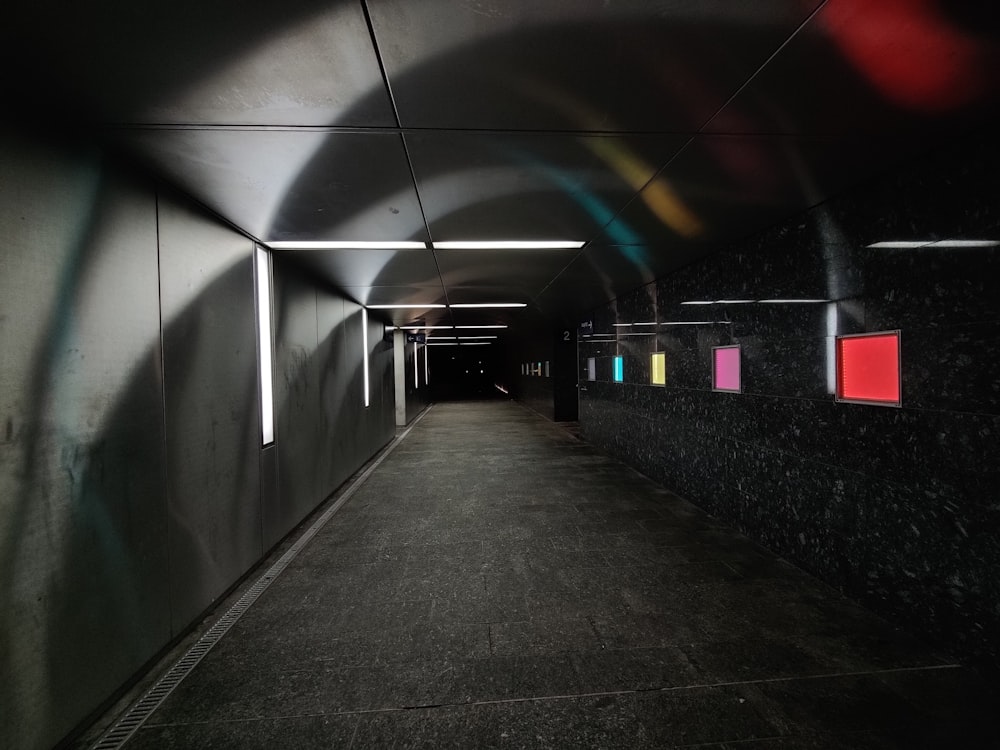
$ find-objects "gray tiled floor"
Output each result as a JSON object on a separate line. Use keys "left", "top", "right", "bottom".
{"left": 98, "top": 402, "right": 999, "bottom": 748}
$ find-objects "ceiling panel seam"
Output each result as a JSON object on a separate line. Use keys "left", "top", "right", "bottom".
{"left": 697, "top": 0, "right": 829, "bottom": 135}
{"left": 579, "top": 1, "right": 830, "bottom": 251}
{"left": 361, "top": 0, "right": 449, "bottom": 321}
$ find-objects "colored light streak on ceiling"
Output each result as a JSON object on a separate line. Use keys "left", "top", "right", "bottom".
{"left": 517, "top": 79, "right": 703, "bottom": 239}
{"left": 821, "top": 0, "right": 992, "bottom": 113}
{"left": 584, "top": 137, "right": 704, "bottom": 239}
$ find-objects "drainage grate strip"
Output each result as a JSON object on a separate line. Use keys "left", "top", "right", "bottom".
{"left": 90, "top": 408, "right": 430, "bottom": 749}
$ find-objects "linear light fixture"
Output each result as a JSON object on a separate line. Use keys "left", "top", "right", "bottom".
{"left": 432, "top": 240, "right": 585, "bottom": 250}
{"left": 267, "top": 240, "right": 427, "bottom": 249}
{"left": 399, "top": 325, "right": 455, "bottom": 330}
{"left": 866, "top": 239, "right": 999, "bottom": 249}
{"left": 460, "top": 341, "right": 492, "bottom": 345}
{"left": 254, "top": 247, "right": 274, "bottom": 446}
{"left": 426, "top": 335, "right": 498, "bottom": 341}
{"left": 680, "top": 301, "right": 716, "bottom": 305}
{"left": 455, "top": 325, "right": 508, "bottom": 329}
{"left": 758, "top": 299, "right": 828, "bottom": 304}
{"left": 361, "top": 307, "right": 370, "bottom": 407}
{"left": 660, "top": 321, "right": 720, "bottom": 326}
{"left": 367, "top": 303, "right": 447, "bottom": 309}
{"left": 716, "top": 299, "right": 757, "bottom": 304}
{"left": 449, "top": 302, "right": 527, "bottom": 308}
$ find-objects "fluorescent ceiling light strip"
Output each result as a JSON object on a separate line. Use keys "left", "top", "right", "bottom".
{"left": 454, "top": 325, "right": 508, "bottom": 329}
{"left": 460, "top": 342, "right": 492, "bottom": 345}
{"left": 866, "top": 241, "right": 929, "bottom": 249}
{"left": 716, "top": 299, "right": 757, "bottom": 304}
{"left": 867, "top": 239, "right": 998, "bottom": 249}
{"left": 367, "top": 304, "right": 446, "bottom": 309}
{"left": 450, "top": 303, "right": 527, "bottom": 308}
{"left": 620, "top": 333, "right": 656, "bottom": 337}
{"left": 634, "top": 322, "right": 657, "bottom": 326}
{"left": 433, "top": 240, "right": 585, "bottom": 250}
{"left": 399, "top": 325, "right": 454, "bottom": 330}
{"left": 661, "top": 321, "right": 717, "bottom": 325}
{"left": 458, "top": 336, "right": 498, "bottom": 340}
{"left": 758, "top": 299, "right": 828, "bottom": 304}
{"left": 267, "top": 240, "right": 427, "bottom": 249}
{"left": 612, "top": 323, "right": 632, "bottom": 327}
{"left": 680, "top": 301, "right": 715, "bottom": 305}
{"left": 932, "top": 240, "right": 999, "bottom": 248}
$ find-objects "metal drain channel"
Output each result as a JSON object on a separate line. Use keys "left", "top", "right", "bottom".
{"left": 91, "top": 407, "right": 431, "bottom": 749}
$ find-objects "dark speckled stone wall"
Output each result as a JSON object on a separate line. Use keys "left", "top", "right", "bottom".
{"left": 578, "top": 129, "right": 1000, "bottom": 676}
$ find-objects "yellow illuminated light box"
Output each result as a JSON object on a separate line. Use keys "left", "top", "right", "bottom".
{"left": 651, "top": 352, "right": 666, "bottom": 385}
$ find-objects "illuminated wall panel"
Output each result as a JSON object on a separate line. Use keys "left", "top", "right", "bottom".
{"left": 712, "top": 345, "right": 741, "bottom": 393}
{"left": 613, "top": 355, "right": 624, "bottom": 383}
{"left": 254, "top": 246, "right": 274, "bottom": 445}
{"left": 650, "top": 352, "right": 666, "bottom": 385}
{"left": 836, "top": 331, "right": 901, "bottom": 406}
{"left": 587, "top": 357, "right": 596, "bottom": 381}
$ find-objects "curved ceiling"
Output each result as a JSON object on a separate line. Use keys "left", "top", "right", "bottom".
{"left": 4, "top": 0, "right": 999, "bottom": 328}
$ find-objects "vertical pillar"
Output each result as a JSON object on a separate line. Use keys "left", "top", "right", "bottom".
{"left": 393, "top": 329, "right": 406, "bottom": 426}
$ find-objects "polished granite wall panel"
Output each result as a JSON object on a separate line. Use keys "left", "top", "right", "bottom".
{"left": 579, "top": 128, "right": 1000, "bottom": 674}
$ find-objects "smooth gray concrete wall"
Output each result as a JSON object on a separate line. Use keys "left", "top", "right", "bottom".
{"left": 1, "top": 132, "right": 171, "bottom": 750}
{"left": 0, "top": 130, "right": 396, "bottom": 750}
{"left": 157, "top": 191, "right": 263, "bottom": 633}
{"left": 270, "top": 258, "right": 396, "bottom": 546}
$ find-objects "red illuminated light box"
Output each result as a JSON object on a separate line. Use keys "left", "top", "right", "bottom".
{"left": 836, "top": 331, "right": 901, "bottom": 406}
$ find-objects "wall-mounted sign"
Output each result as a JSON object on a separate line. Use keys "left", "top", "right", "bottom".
{"left": 836, "top": 331, "right": 901, "bottom": 406}
{"left": 712, "top": 345, "right": 741, "bottom": 393}
{"left": 406, "top": 333, "right": 426, "bottom": 344}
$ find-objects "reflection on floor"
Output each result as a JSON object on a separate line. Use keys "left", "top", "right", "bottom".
{"left": 86, "top": 401, "right": 998, "bottom": 748}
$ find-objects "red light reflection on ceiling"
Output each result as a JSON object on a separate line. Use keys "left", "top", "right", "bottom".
{"left": 821, "top": 0, "right": 991, "bottom": 112}
{"left": 836, "top": 332, "right": 901, "bottom": 405}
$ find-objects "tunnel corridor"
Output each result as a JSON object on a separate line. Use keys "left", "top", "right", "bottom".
{"left": 79, "top": 402, "right": 996, "bottom": 749}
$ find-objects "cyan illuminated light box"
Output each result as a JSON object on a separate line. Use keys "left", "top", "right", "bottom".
{"left": 836, "top": 331, "right": 901, "bottom": 406}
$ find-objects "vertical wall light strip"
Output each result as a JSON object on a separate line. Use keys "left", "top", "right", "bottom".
{"left": 424, "top": 341, "right": 429, "bottom": 385}
{"left": 414, "top": 343, "right": 419, "bottom": 386}
{"left": 825, "top": 303, "right": 838, "bottom": 394}
{"left": 254, "top": 246, "right": 274, "bottom": 445}
{"left": 362, "top": 307, "right": 370, "bottom": 407}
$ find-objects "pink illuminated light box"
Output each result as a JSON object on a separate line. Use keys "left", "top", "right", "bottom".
{"left": 713, "top": 345, "right": 741, "bottom": 392}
